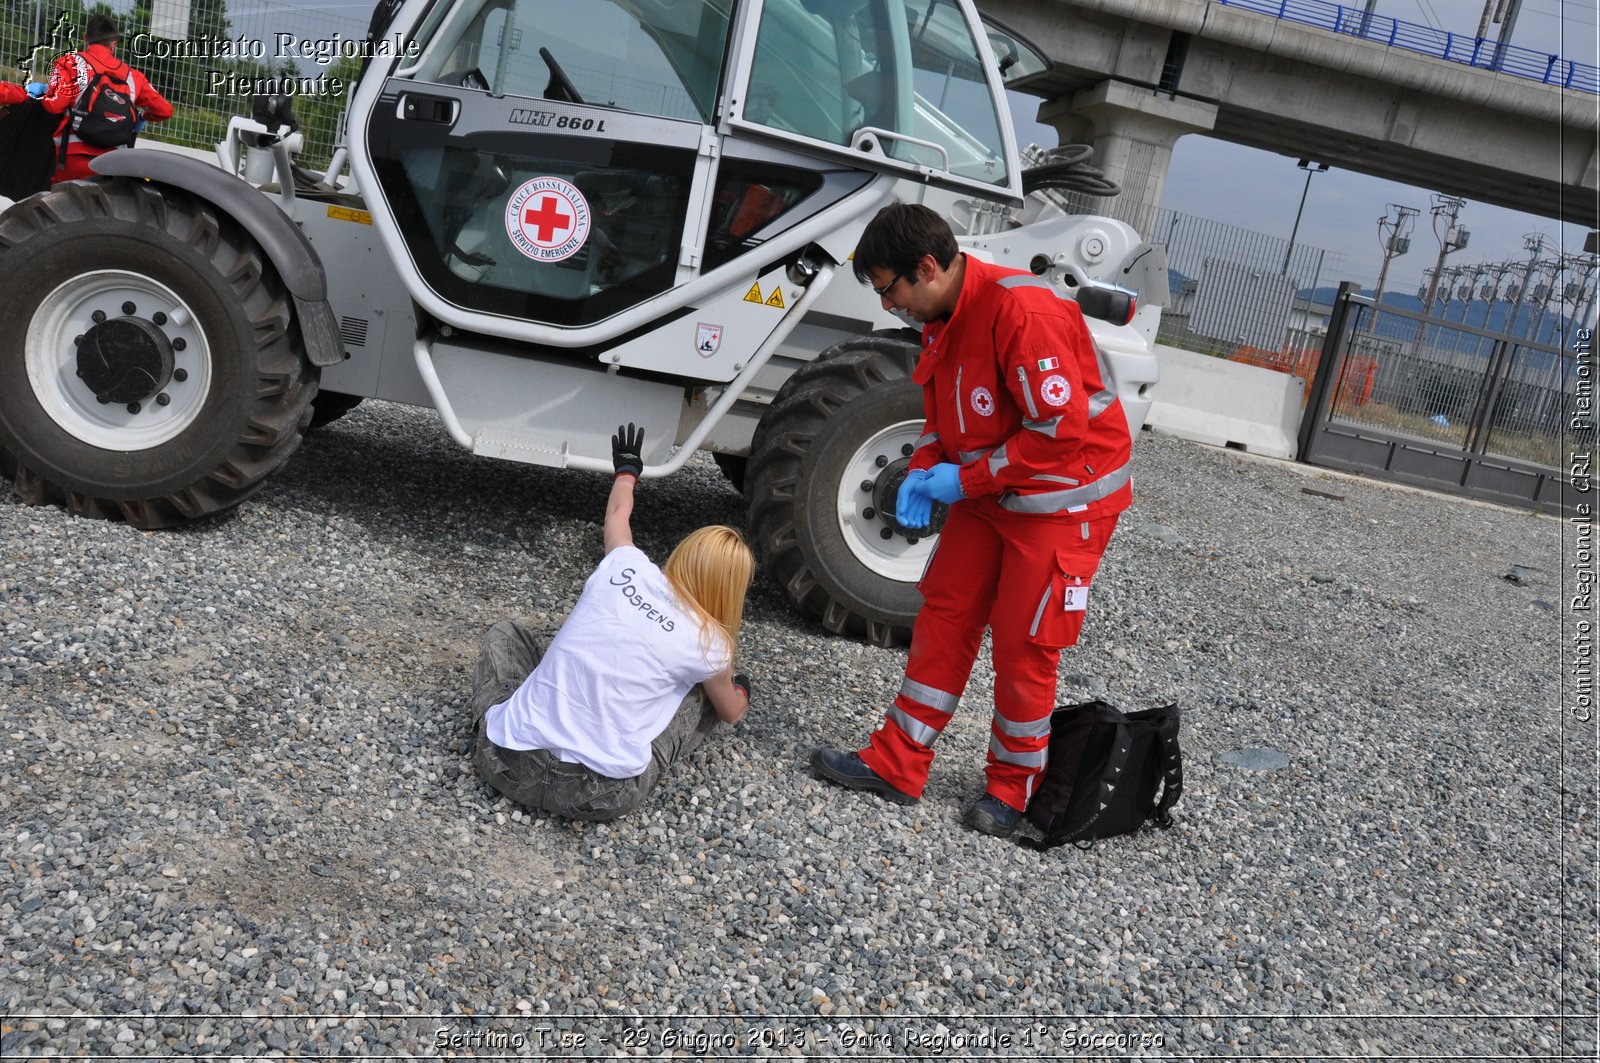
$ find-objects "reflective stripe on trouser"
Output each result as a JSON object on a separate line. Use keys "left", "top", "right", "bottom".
{"left": 860, "top": 497, "right": 1118, "bottom": 809}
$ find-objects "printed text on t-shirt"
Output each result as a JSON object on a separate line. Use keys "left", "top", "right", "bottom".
{"left": 609, "top": 568, "right": 677, "bottom": 631}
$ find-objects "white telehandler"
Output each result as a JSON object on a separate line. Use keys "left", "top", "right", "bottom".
{"left": 0, "top": 0, "right": 1164, "bottom": 645}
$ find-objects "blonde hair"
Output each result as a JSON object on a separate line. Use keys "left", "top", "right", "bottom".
{"left": 663, "top": 525, "right": 754, "bottom": 661}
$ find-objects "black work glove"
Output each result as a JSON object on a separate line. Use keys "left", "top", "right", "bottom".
{"left": 732, "top": 673, "right": 753, "bottom": 705}
{"left": 611, "top": 422, "right": 644, "bottom": 479}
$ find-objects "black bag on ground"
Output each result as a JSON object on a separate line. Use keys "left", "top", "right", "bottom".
{"left": 1021, "top": 700, "right": 1182, "bottom": 850}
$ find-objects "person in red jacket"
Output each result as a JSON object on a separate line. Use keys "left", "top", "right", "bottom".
{"left": 0, "top": 79, "right": 48, "bottom": 106}
{"left": 811, "top": 203, "right": 1134, "bottom": 837}
{"left": 38, "top": 14, "right": 173, "bottom": 183}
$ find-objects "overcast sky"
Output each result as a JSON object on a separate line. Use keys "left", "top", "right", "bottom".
{"left": 1009, "top": 0, "right": 1598, "bottom": 298}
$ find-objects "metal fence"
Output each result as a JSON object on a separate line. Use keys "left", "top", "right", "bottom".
{"left": 1300, "top": 284, "right": 1586, "bottom": 513}
{"left": 1, "top": 0, "right": 369, "bottom": 167}
{"left": 1151, "top": 206, "right": 1342, "bottom": 366}
{"left": 1216, "top": 0, "right": 1599, "bottom": 94}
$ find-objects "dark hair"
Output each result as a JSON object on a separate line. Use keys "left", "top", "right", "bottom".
{"left": 851, "top": 203, "right": 959, "bottom": 284}
{"left": 84, "top": 14, "right": 120, "bottom": 45}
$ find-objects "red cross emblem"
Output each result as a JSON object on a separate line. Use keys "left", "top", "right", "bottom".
{"left": 523, "top": 196, "right": 572, "bottom": 242}
{"left": 970, "top": 387, "right": 995, "bottom": 417}
{"left": 504, "top": 177, "right": 591, "bottom": 262}
{"left": 1040, "top": 374, "right": 1072, "bottom": 407}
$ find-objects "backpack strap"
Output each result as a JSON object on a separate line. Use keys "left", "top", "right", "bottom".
{"left": 1151, "top": 705, "right": 1183, "bottom": 829}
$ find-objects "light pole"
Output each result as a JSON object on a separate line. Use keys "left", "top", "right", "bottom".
{"left": 1283, "top": 159, "right": 1329, "bottom": 274}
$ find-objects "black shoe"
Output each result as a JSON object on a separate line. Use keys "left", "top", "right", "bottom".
{"left": 810, "top": 748, "right": 918, "bottom": 805}
{"left": 964, "top": 795, "right": 1022, "bottom": 837}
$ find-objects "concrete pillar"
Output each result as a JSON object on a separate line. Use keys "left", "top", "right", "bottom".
{"left": 1038, "top": 80, "right": 1218, "bottom": 239}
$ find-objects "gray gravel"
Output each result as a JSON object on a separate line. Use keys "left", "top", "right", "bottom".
{"left": 1, "top": 399, "right": 1589, "bottom": 1059}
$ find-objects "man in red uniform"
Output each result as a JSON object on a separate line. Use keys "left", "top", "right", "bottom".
{"left": 812, "top": 203, "right": 1133, "bottom": 837}
{"left": 39, "top": 14, "right": 173, "bottom": 184}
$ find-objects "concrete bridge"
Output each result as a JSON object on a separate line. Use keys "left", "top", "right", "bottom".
{"left": 984, "top": 0, "right": 1598, "bottom": 232}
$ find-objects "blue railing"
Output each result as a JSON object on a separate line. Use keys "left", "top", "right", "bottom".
{"left": 1216, "top": 0, "right": 1599, "bottom": 94}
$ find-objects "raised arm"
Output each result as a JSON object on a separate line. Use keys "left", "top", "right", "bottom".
{"left": 603, "top": 423, "right": 644, "bottom": 554}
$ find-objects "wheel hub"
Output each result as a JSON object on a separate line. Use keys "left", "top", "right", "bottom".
{"left": 872, "top": 461, "right": 948, "bottom": 538}
{"left": 26, "top": 270, "right": 211, "bottom": 451}
{"left": 76, "top": 317, "right": 175, "bottom": 405}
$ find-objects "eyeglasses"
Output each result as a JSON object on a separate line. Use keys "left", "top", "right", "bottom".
{"left": 871, "top": 272, "right": 911, "bottom": 299}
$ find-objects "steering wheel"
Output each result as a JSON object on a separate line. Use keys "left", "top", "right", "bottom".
{"left": 540, "top": 47, "right": 584, "bottom": 104}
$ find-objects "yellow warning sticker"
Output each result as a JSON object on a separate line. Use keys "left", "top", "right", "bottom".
{"left": 327, "top": 205, "right": 373, "bottom": 225}
{"left": 765, "top": 288, "right": 786, "bottom": 309}
{"left": 743, "top": 282, "right": 764, "bottom": 304}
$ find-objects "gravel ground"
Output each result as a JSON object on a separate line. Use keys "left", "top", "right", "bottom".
{"left": 1, "top": 399, "right": 1591, "bottom": 1059}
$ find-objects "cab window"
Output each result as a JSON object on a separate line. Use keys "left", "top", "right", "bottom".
{"left": 744, "top": 0, "right": 1009, "bottom": 187}
{"left": 403, "top": 0, "right": 732, "bottom": 122}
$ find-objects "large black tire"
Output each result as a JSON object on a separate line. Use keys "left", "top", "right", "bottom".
{"left": 746, "top": 332, "right": 934, "bottom": 648}
{"left": 0, "top": 180, "right": 317, "bottom": 528}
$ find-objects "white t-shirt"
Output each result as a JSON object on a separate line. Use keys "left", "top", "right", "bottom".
{"left": 485, "top": 545, "right": 730, "bottom": 778}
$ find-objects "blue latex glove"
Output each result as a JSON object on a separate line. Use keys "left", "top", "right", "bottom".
{"left": 896, "top": 469, "right": 932, "bottom": 529}
{"left": 924, "top": 463, "right": 964, "bottom": 504}
{"left": 25, "top": 81, "right": 46, "bottom": 99}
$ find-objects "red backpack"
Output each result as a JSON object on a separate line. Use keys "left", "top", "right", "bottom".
{"left": 60, "top": 54, "right": 139, "bottom": 160}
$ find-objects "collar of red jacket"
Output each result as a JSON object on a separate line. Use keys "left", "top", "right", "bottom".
{"left": 80, "top": 43, "right": 127, "bottom": 72}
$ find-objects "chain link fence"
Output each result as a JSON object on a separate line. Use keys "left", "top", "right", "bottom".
{"left": 1, "top": 0, "right": 369, "bottom": 168}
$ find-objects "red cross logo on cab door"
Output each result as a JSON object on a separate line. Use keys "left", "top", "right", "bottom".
{"left": 504, "top": 177, "right": 592, "bottom": 262}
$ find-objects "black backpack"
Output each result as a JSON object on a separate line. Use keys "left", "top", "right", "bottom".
{"left": 1021, "top": 700, "right": 1182, "bottom": 850}
{"left": 61, "top": 56, "right": 139, "bottom": 159}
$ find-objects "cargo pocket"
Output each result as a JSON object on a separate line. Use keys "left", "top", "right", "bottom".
{"left": 1025, "top": 548, "right": 1093, "bottom": 649}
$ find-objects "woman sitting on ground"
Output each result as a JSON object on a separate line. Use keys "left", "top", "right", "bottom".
{"left": 469, "top": 424, "right": 755, "bottom": 820}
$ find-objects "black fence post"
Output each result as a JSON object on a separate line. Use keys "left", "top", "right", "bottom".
{"left": 1297, "top": 280, "right": 1361, "bottom": 462}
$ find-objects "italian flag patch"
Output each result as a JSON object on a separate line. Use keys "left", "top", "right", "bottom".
{"left": 1036, "top": 356, "right": 1059, "bottom": 371}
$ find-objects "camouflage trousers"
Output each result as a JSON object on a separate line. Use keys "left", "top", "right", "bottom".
{"left": 470, "top": 619, "right": 720, "bottom": 821}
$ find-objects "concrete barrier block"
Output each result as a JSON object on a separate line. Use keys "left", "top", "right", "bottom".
{"left": 1144, "top": 343, "right": 1306, "bottom": 459}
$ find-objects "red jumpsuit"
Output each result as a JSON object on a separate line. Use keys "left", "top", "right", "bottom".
{"left": 858, "top": 255, "right": 1134, "bottom": 810}
{"left": 38, "top": 44, "right": 172, "bottom": 183}
{"left": 0, "top": 83, "right": 34, "bottom": 106}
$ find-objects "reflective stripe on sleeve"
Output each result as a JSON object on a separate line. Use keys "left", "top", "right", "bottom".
{"left": 996, "top": 275, "right": 1053, "bottom": 291}
{"left": 1087, "top": 389, "right": 1117, "bottom": 418}
{"left": 916, "top": 432, "right": 941, "bottom": 450}
{"left": 1023, "top": 416, "right": 1062, "bottom": 436}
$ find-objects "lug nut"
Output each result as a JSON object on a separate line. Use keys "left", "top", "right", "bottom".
{"left": 874, "top": 455, "right": 888, "bottom": 468}
{"left": 880, "top": 528, "right": 893, "bottom": 540}
{"left": 121, "top": 301, "right": 137, "bottom": 316}
{"left": 863, "top": 507, "right": 875, "bottom": 520}
{"left": 156, "top": 393, "right": 171, "bottom": 406}
{"left": 860, "top": 480, "right": 874, "bottom": 492}
{"left": 74, "top": 335, "right": 85, "bottom": 348}
{"left": 127, "top": 401, "right": 141, "bottom": 414}
{"left": 173, "top": 368, "right": 188, "bottom": 382}
{"left": 96, "top": 394, "right": 110, "bottom": 404}
{"left": 152, "top": 312, "right": 167, "bottom": 326}
{"left": 172, "top": 338, "right": 187, "bottom": 352}
{"left": 902, "top": 443, "right": 914, "bottom": 456}
{"left": 91, "top": 310, "right": 106, "bottom": 323}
